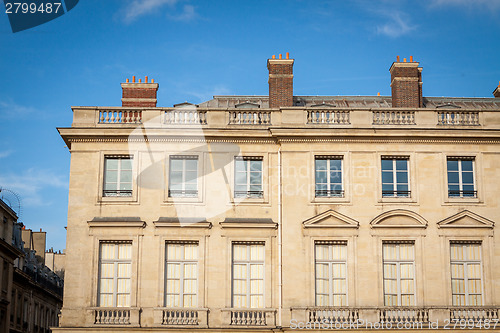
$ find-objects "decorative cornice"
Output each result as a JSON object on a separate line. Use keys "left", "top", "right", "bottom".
{"left": 66, "top": 137, "right": 500, "bottom": 145}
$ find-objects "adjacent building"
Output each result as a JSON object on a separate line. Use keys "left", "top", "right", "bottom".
{"left": 56, "top": 54, "right": 500, "bottom": 332}
{"left": 0, "top": 196, "right": 64, "bottom": 333}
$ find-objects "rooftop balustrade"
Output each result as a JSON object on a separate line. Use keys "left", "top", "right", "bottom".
{"left": 69, "top": 106, "right": 500, "bottom": 131}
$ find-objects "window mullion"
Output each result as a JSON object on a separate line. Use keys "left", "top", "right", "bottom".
{"left": 392, "top": 160, "right": 397, "bottom": 193}
{"left": 458, "top": 160, "right": 463, "bottom": 196}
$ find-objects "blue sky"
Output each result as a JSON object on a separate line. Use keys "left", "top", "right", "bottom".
{"left": 0, "top": 0, "right": 499, "bottom": 251}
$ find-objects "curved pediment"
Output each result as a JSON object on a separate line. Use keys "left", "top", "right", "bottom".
{"left": 438, "top": 210, "right": 494, "bottom": 229}
{"left": 371, "top": 210, "right": 427, "bottom": 228}
{"left": 303, "top": 210, "right": 359, "bottom": 228}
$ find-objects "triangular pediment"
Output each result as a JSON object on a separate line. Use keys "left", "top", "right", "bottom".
{"left": 303, "top": 210, "right": 359, "bottom": 228}
{"left": 371, "top": 210, "right": 427, "bottom": 228}
{"left": 235, "top": 101, "right": 260, "bottom": 108}
{"left": 438, "top": 210, "right": 494, "bottom": 229}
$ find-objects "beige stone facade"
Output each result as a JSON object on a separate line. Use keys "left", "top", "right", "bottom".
{"left": 55, "top": 56, "right": 500, "bottom": 332}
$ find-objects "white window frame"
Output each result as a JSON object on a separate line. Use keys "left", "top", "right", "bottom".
{"left": 450, "top": 242, "right": 483, "bottom": 306}
{"left": 103, "top": 156, "right": 133, "bottom": 197}
{"left": 234, "top": 157, "right": 263, "bottom": 198}
{"left": 98, "top": 242, "right": 132, "bottom": 307}
{"left": 382, "top": 241, "right": 416, "bottom": 306}
{"left": 381, "top": 157, "right": 410, "bottom": 197}
{"left": 314, "top": 156, "right": 344, "bottom": 198}
{"left": 447, "top": 157, "right": 476, "bottom": 198}
{"left": 231, "top": 242, "right": 265, "bottom": 308}
{"left": 165, "top": 241, "right": 198, "bottom": 308}
{"left": 314, "top": 241, "right": 348, "bottom": 307}
{"left": 168, "top": 156, "right": 199, "bottom": 198}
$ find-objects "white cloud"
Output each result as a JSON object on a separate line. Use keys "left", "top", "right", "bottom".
{"left": 0, "top": 150, "right": 13, "bottom": 159}
{"left": 0, "top": 100, "right": 36, "bottom": 119}
{"left": 430, "top": 0, "right": 500, "bottom": 11}
{"left": 168, "top": 4, "right": 196, "bottom": 22}
{"left": 122, "top": 0, "right": 178, "bottom": 23}
{"left": 376, "top": 12, "right": 417, "bottom": 38}
{"left": 0, "top": 168, "right": 68, "bottom": 207}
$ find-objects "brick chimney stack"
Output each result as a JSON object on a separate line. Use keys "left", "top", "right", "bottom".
{"left": 268, "top": 53, "right": 294, "bottom": 108}
{"left": 390, "top": 56, "right": 423, "bottom": 108}
{"left": 493, "top": 81, "right": 500, "bottom": 98}
{"left": 121, "top": 76, "right": 159, "bottom": 107}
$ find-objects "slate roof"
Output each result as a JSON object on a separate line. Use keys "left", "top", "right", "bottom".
{"left": 197, "top": 95, "right": 500, "bottom": 109}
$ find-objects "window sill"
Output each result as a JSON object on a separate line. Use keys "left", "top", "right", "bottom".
{"left": 377, "top": 197, "right": 417, "bottom": 204}
{"left": 312, "top": 196, "right": 350, "bottom": 204}
{"left": 98, "top": 196, "right": 138, "bottom": 204}
{"left": 443, "top": 197, "right": 483, "bottom": 205}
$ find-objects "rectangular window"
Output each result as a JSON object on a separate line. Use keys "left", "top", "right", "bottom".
{"left": 450, "top": 242, "right": 483, "bottom": 306}
{"left": 234, "top": 157, "right": 263, "bottom": 198}
{"left": 98, "top": 242, "right": 132, "bottom": 307}
{"left": 165, "top": 242, "right": 198, "bottom": 307}
{"left": 168, "top": 156, "right": 199, "bottom": 197}
{"left": 315, "top": 156, "right": 343, "bottom": 197}
{"left": 447, "top": 157, "right": 476, "bottom": 197}
{"left": 315, "top": 241, "right": 347, "bottom": 306}
{"left": 232, "top": 242, "right": 264, "bottom": 308}
{"left": 381, "top": 157, "right": 409, "bottom": 197}
{"left": 103, "top": 156, "right": 133, "bottom": 197}
{"left": 383, "top": 242, "right": 415, "bottom": 306}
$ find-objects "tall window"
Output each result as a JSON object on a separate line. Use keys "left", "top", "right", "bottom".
{"left": 232, "top": 243, "right": 264, "bottom": 308}
{"left": 103, "top": 156, "right": 133, "bottom": 197}
{"left": 315, "top": 156, "right": 343, "bottom": 197}
{"left": 165, "top": 242, "right": 198, "bottom": 307}
{"left": 383, "top": 242, "right": 415, "bottom": 306}
{"left": 98, "top": 242, "right": 132, "bottom": 307}
{"left": 234, "top": 157, "right": 263, "bottom": 198}
{"left": 315, "top": 241, "right": 347, "bottom": 306}
{"left": 450, "top": 242, "right": 483, "bottom": 306}
{"left": 381, "top": 157, "right": 409, "bottom": 197}
{"left": 447, "top": 157, "right": 476, "bottom": 197}
{"left": 169, "top": 156, "right": 198, "bottom": 197}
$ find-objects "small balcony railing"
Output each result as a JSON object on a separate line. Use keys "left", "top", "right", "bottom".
{"left": 448, "top": 190, "right": 477, "bottom": 198}
{"left": 168, "top": 189, "right": 198, "bottom": 198}
{"left": 379, "top": 308, "right": 429, "bottom": 324}
{"left": 164, "top": 110, "right": 207, "bottom": 125}
{"left": 94, "top": 308, "right": 130, "bottom": 325}
{"left": 228, "top": 111, "right": 271, "bottom": 125}
{"left": 99, "top": 110, "right": 142, "bottom": 124}
{"left": 382, "top": 190, "right": 411, "bottom": 197}
{"left": 162, "top": 309, "right": 199, "bottom": 325}
{"left": 450, "top": 307, "right": 499, "bottom": 322}
{"left": 315, "top": 189, "right": 344, "bottom": 198}
{"left": 437, "top": 111, "right": 480, "bottom": 126}
{"left": 307, "top": 110, "right": 350, "bottom": 124}
{"left": 308, "top": 307, "right": 359, "bottom": 323}
{"left": 373, "top": 111, "right": 415, "bottom": 125}
{"left": 103, "top": 190, "right": 133, "bottom": 197}
{"left": 234, "top": 190, "right": 264, "bottom": 198}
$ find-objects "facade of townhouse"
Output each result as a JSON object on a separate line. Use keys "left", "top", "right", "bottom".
{"left": 55, "top": 54, "right": 500, "bottom": 332}
{"left": 0, "top": 197, "right": 63, "bottom": 333}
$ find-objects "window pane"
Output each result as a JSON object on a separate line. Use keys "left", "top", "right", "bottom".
{"left": 315, "top": 171, "right": 327, "bottom": 184}
{"left": 330, "top": 159, "right": 341, "bottom": 171}
{"left": 461, "top": 160, "right": 473, "bottom": 171}
{"left": 121, "top": 159, "right": 133, "bottom": 170}
{"left": 170, "top": 159, "right": 183, "bottom": 171}
{"left": 105, "top": 159, "right": 119, "bottom": 170}
{"left": 235, "top": 160, "right": 246, "bottom": 172}
{"left": 382, "top": 171, "right": 393, "bottom": 183}
{"left": 315, "top": 159, "right": 327, "bottom": 171}
{"left": 396, "top": 172, "right": 408, "bottom": 183}
{"left": 185, "top": 159, "right": 197, "bottom": 171}
{"left": 250, "top": 161, "right": 262, "bottom": 171}
{"left": 381, "top": 159, "right": 393, "bottom": 170}
{"left": 462, "top": 172, "right": 474, "bottom": 184}
{"left": 105, "top": 170, "right": 118, "bottom": 183}
{"left": 395, "top": 160, "right": 408, "bottom": 170}
{"left": 447, "top": 160, "right": 459, "bottom": 171}
{"left": 448, "top": 172, "right": 459, "bottom": 184}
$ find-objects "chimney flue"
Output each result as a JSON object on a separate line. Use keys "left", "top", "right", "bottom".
{"left": 268, "top": 53, "right": 294, "bottom": 108}
{"left": 390, "top": 57, "right": 423, "bottom": 108}
{"left": 121, "top": 76, "right": 159, "bottom": 107}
